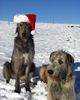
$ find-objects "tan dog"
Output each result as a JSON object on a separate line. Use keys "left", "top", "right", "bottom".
{"left": 40, "top": 50, "right": 76, "bottom": 100}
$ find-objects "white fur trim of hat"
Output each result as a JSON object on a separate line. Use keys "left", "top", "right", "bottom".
{"left": 14, "top": 14, "right": 30, "bottom": 23}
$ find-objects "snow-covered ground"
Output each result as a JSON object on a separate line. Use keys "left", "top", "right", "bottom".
{"left": 0, "top": 22, "right": 80, "bottom": 100}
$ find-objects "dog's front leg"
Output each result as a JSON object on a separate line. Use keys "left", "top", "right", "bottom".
{"left": 15, "top": 74, "right": 21, "bottom": 93}
{"left": 15, "top": 65, "right": 22, "bottom": 93}
{"left": 25, "top": 64, "right": 31, "bottom": 92}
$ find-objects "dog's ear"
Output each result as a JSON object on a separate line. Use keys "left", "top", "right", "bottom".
{"left": 67, "top": 53, "right": 74, "bottom": 64}
{"left": 15, "top": 27, "right": 18, "bottom": 34}
{"left": 28, "top": 24, "right": 32, "bottom": 33}
{"left": 25, "top": 22, "right": 32, "bottom": 33}
{"left": 49, "top": 51, "right": 56, "bottom": 62}
{"left": 65, "top": 52, "right": 74, "bottom": 81}
{"left": 66, "top": 65, "right": 73, "bottom": 81}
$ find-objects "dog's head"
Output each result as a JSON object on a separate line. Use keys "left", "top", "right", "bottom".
{"left": 47, "top": 50, "right": 74, "bottom": 81}
{"left": 16, "top": 22, "right": 32, "bottom": 41}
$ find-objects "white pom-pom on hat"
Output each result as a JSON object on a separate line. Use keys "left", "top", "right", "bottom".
{"left": 14, "top": 14, "right": 36, "bottom": 34}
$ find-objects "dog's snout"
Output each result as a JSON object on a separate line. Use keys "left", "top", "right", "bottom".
{"left": 48, "top": 70, "right": 53, "bottom": 75}
{"left": 22, "top": 33, "right": 26, "bottom": 37}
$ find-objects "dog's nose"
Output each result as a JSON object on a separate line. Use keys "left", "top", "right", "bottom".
{"left": 48, "top": 70, "right": 53, "bottom": 75}
{"left": 22, "top": 33, "right": 26, "bottom": 37}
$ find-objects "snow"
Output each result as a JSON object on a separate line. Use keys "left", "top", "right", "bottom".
{"left": 0, "top": 22, "right": 80, "bottom": 99}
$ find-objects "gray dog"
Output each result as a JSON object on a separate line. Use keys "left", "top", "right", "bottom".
{"left": 48, "top": 50, "right": 76, "bottom": 100}
{"left": 40, "top": 50, "right": 76, "bottom": 100}
{"left": 3, "top": 22, "right": 35, "bottom": 93}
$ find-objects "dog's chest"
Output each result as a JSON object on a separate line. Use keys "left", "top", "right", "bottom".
{"left": 22, "top": 53, "right": 29, "bottom": 64}
{"left": 15, "top": 37, "right": 30, "bottom": 53}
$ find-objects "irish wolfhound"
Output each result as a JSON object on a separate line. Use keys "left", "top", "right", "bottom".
{"left": 40, "top": 50, "right": 76, "bottom": 100}
{"left": 3, "top": 22, "right": 35, "bottom": 93}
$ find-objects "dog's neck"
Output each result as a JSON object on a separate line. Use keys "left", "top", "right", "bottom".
{"left": 48, "top": 76, "right": 75, "bottom": 100}
{"left": 48, "top": 74, "right": 72, "bottom": 85}
{"left": 15, "top": 34, "right": 34, "bottom": 53}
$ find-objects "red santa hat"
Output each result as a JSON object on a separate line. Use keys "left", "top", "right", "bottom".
{"left": 14, "top": 14, "right": 36, "bottom": 32}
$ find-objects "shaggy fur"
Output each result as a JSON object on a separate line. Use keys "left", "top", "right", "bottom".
{"left": 40, "top": 50, "right": 76, "bottom": 100}
{"left": 3, "top": 22, "right": 35, "bottom": 93}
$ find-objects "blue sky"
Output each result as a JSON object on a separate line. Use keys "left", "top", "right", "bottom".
{"left": 0, "top": 0, "right": 80, "bottom": 24}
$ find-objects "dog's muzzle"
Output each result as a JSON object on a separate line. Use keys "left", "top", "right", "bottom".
{"left": 22, "top": 33, "right": 26, "bottom": 37}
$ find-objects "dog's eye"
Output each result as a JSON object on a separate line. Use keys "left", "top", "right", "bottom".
{"left": 19, "top": 23, "right": 22, "bottom": 27}
{"left": 58, "top": 59, "right": 63, "bottom": 64}
{"left": 20, "top": 24, "right": 22, "bottom": 27}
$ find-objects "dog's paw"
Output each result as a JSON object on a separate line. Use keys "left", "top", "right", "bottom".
{"left": 25, "top": 87, "right": 31, "bottom": 92}
{"left": 6, "top": 79, "right": 10, "bottom": 83}
{"left": 14, "top": 89, "right": 21, "bottom": 93}
{"left": 14, "top": 85, "right": 21, "bottom": 93}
